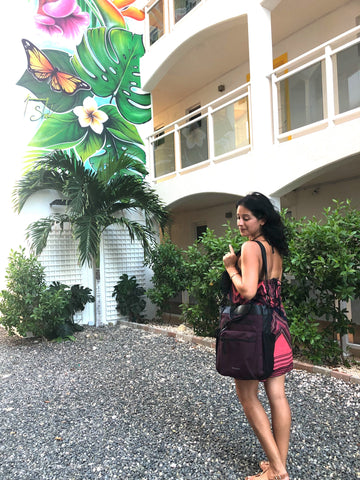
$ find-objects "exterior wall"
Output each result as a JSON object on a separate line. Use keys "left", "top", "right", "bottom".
{"left": 282, "top": 178, "right": 360, "bottom": 220}
{"left": 2, "top": 1, "right": 152, "bottom": 325}
{"left": 273, "top": 1, "right": 360, "bottom": 61}
{"left": 170, "top": 201, "right": 237, "bottom": 249}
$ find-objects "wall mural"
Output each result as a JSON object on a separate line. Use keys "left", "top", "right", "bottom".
{"left": 17, "top": 0, "right": 150, "bottom": 172}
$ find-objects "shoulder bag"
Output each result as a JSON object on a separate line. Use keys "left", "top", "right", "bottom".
{"left": 215, "top": 241, "right": 275, "bottom": 380}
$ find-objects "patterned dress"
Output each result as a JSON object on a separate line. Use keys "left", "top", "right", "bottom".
{"left": 230, "top": 279, "right": 293, "bottom": 378}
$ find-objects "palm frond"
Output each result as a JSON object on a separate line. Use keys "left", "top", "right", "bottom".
{"left": 97, "top": 153, "right": 148, "bottom": 185}
{"left": 107, "top": 175, "right": 169, "bottom": 229}
{"left": 26, "top": 214, "right": 70, "bottom": 256}
{"left": 14, "top": 169, "right": 67, "bottom": 212}
{"left": 112, "top": 217, "right": 158, "bottom": 258}
{"left": 72, "top": 215, "right": 104, "bottom": 266}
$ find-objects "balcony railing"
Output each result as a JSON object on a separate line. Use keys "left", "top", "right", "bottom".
{"left": 146, "top": 0, "right": 204, "bottom": 46}
{"left": 271, "top": 25, "right": 360, "bottom": 142}
{"left": 148, "top": 26, "right": 360, "bottom": 181}
{"left": 149, "top": 85, "right": 251, "bottom": 180}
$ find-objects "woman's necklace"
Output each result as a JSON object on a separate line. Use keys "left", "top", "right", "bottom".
{"left": 252, "top": 233, "right": 263, "bottom": 241}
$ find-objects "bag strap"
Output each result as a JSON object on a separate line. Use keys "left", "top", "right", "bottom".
{"left": 253, "top": 240, "right": 268, "bottom": 280}
{"left": 253, "top": 240, "right": 271, "bottom": 304}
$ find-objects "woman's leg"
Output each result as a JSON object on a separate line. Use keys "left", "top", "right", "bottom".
{"left": 235, "top": 378, "right": 288, "bottom": 478}
{"left": 264, "top": 375, "right": 291, "bottom": 467}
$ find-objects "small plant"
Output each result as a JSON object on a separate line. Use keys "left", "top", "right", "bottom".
{"left": 112, "top": 274, "right": 146, "bottom": 323}
{"left": 48, "top": 282, "right": 95, "bottom": 340}
{"left": 0, "top": 248, "right": 94, "bottom": 340}
{"left": 144, "top": 236, "right": 187, "bottom": 319}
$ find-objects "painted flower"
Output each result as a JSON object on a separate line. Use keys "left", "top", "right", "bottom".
{"left": 74, "top": 97, "right": 109, "bottom": 134}
{"left": 92, "top": 0, "right": 145, "bottom": 28}
{"left": 34, "top": 0, "right": 90, "bottom": 40}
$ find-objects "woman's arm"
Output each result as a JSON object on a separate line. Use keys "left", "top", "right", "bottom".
{"left": 223, "top": 242, "right": 262, "bottom": 300}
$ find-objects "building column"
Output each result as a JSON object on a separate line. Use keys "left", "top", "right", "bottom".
{"left": 247, "top": 1, "right": 274, "bottom": 152}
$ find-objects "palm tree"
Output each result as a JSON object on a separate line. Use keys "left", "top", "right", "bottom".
{"left": 13, "top": 150, "right": 169, "bottom": 267}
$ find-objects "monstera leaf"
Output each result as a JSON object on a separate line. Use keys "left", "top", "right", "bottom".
{"left": 72, "top": 27, "right": 151, "bottom": 124}
{"left": 86, "top": 134, "right": 146, "bottom": 171}
{"left": 17, "top": 49, "right": 91, "bottom": 113}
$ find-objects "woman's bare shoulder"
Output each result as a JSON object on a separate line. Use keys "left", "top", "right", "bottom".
{"left": 241, "top": 241, "right": 262, "bottom": 254}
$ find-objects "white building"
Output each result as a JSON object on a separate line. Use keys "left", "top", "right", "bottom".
{"left": 140, "top": 0, "right": 360, "bottom": 352}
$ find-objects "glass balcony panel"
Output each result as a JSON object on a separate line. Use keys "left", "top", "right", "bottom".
{"left": 149, "top": 0, "right": 164, "bottom": 45}
{"left": 174, "top": 0, "right": 201, "bottom": 23}
{"left": 180, "top": 118, "right": 208, "bottom": 168}
{"left": 279, "top": 62, "right": 323, "bottom": 133}
{"left": 153, "top": 132, "right": 175, "bottom": 177}
{"left": 213, "top": 97, "right": 249, "bottom": 157}
{"left": 336, "top": 44, "right": 360, "bottom": 114}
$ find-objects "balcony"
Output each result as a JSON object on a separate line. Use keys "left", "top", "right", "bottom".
{"left": 149, "top": 85, "right": 251, "bottom": 181}
{"left": 148, "top": 26, "right": 360, "bottom": 181}
{"left": 272, "top": 26, "right": 360, "bottom": 142}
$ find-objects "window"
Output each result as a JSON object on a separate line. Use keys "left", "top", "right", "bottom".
{"left": 174, "top": 0, "right": 201, "bottom": 23}
{"left": 149, "top": 0, "right": 164, "bottom": 46}
{"left": 196, "top": 225, "right": 207, "bottom": 241}
{"left": 336, "top": 43, "right": 360, "bottom": 114}
{"left": 213, "top": 97, "right": 249, "bottom": 156}
{"left": 153, "top": 127, "right": 175, "bottom": 177}
{"left": 279, "top": 61, "right": 324, "bottom": 133}
{"left": 180, "top": 105, "right": 208, "bottom": 168}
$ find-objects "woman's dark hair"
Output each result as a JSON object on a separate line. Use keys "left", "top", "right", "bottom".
{"left": 237, "top": 192, "right": 289, "bottom": 256}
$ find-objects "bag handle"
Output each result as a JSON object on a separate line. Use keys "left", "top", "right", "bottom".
{"left": 253, "top": 240, "right": 271, "bottom": 304}
{"left": 253, "top": 240, "right": 268, "bottom": 281}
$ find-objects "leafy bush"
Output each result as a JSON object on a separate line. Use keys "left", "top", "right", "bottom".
{"left": 282, "top": 200, "right": 360, "bottom": 364}
{"left": 47, "top": 282, "right": 95, "bottom": 340}
{"left": 112, "top": 274, "right": 146, "bottom": 323}
{"left": 144, "top": 236, "right": 187, "bottom": 319}
{"left": 0, "top": 248, "right": 94, "bottom": 340}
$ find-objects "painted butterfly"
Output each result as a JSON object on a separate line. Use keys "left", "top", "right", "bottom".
{"left": 22, "top": 39, "right": 90, "bottom": 95}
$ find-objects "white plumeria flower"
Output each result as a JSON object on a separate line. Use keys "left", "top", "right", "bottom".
{"left": 74, "top": 97, "right": 108, "bottom": 134}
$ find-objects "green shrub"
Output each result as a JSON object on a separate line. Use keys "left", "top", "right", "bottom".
{"left": 0, "top": 248, "right": 94, "bottom": 340}
{"left": 144, "top": 236, "right": 187, "bottom": 319}
{"left": 112, "top": 274, "right": 146, "bottom": 323}
{"left": 282, "top": 200, "right": 360, "bottom": 364}
{"left": 181, "top": 224, "right": 242, "bottom": 337}
{"left": 47, "top": 282, "right": 95, "bottom": 339}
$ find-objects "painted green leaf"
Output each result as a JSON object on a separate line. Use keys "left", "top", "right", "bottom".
{"left": 88, "top": 133, "right": 146, "bottom": 171}
{"left": 72, "top": 27, "right": 151, "bottom": 124}
{"left": 17, "top": 49, "right": 91, "bottom": 113}
{"left": 75, "top": 129, "right": 105, "bottom": 162}
{"left": 29, "top": 112, "right": 86, "bottom": 149}
{"left": 102, "top": 104, "right": 144, "bottom": 145}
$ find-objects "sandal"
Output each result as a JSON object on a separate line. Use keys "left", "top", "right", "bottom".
{"left": 245, "top": 471, "right": 267, "bottom": 480}
{"left": 245, "top": 472, "right": 289, "bottom": 480}
{"left": 268, "top": 475, "right": 289, "bottom": 480}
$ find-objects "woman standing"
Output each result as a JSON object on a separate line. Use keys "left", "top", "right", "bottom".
{"left": 222, "top": 192, "right": 293, "bottom": 480}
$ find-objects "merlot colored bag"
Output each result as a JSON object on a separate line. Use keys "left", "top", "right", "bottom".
{"left": 216, "top": 241, "right": 275, "bottom": 380}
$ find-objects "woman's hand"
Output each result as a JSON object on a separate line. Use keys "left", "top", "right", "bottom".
{"left": 223, "top": 245, "right": 238, "bottom": 270}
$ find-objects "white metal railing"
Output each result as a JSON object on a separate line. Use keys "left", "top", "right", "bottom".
{"left": 148, "top": 84, "right": 251, "bottom": 181}
{"left": 148, "top": 26, "right": 360, "bottom": 180}
{"left": 271, "top": 25, "right": 360, "bottom": 142}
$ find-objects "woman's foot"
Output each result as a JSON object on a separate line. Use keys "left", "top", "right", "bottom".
{"left": 245, "top": 471, "right": 267, "bottom": 480}
{"left": 259, "top": 461, "right": 269, "bottom": 471}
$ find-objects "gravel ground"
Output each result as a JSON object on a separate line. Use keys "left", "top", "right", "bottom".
{"left": 0, "top": 324, "right": 359, "bottom": 480}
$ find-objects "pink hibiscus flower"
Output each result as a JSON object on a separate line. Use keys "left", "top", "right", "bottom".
{"left": 35, "top": 0, "right": 90, "bottom": 40}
